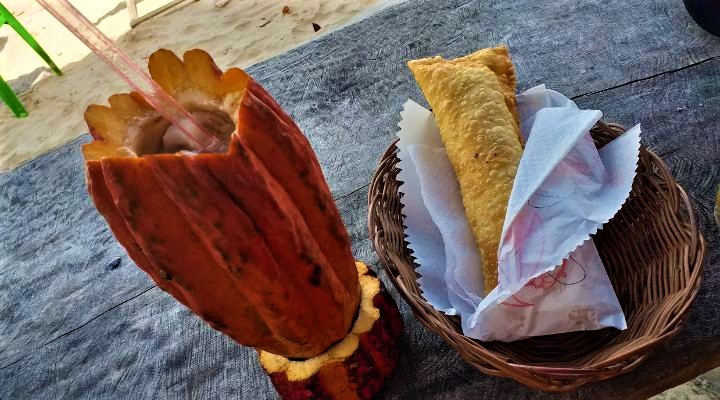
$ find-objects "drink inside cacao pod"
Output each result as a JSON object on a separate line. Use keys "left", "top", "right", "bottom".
{"left": 82, "top": 49, "right": 361, "bottom": 360}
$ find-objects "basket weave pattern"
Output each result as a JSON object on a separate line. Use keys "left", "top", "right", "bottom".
{"left": 367, "top": 122, "right": 705, "bottom": 391}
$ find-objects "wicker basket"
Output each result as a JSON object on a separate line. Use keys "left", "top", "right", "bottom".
{"left": 367, "top": 121, "right": 705, "bottom": 391}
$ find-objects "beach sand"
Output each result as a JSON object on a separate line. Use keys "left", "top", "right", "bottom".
{"left": 0, "top": 1, "right": 716, "bottom": 398}
{"left": 0, "top": 0, "right": 399, "bottom": 171}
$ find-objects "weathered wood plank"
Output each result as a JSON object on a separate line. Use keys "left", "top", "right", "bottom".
{"left": 0, "top": 189, "right": 376, "bottom": 400}
{"left": 247, "top": 0, "right": 720, "bottom": 199}
{"left": 0, "top": 288, "right": 275, "bottom": 400}
{"left": 2, "top": 132, "right": 719, "bottom": 399}
{"left": 0, "top": 137, "right": 156, "bottom": 368}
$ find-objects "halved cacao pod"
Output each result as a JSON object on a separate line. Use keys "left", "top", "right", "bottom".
{"left": 83, "top": 49, "right": 360, "bottom": 359}
{"left": 260, "top": 262, "right": 404, "bottom": 400}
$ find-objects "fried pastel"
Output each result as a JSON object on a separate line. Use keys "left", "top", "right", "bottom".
{"left": 407, "top": 46, "right": 521, "bottom": 144}
{"left": 408, "top": 48, "right": 522, "bottom": 295}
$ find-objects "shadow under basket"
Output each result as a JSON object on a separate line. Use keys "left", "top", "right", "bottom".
{"left": 367, "top": 121, "right": 705, "bottom": 392}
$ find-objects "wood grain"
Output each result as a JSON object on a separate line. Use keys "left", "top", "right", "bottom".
{"left": 0, "top": 0, "right": 719, "bottom": 398}
{"left": 247, "top": 0, "right": 720, "bottom": 199}
{"left": 0, "top": 136, "right": 156, "bottom": 368}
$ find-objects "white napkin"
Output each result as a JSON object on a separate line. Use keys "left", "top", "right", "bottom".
{"left": 396, "top": 84, "right": 638, "bottom": 341}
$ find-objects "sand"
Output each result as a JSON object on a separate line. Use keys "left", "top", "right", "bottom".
{"left": 0, "top": 1, "right": 717, "bottom": 398}
{"left": 0, "top": 0, "right": 401, "bottom": 171}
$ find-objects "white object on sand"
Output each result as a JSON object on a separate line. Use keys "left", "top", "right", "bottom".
{"left": 125, "top": 0, "right": 199, "bottom": 28}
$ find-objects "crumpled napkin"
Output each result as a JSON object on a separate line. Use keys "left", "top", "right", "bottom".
{"left": 397, "top": 84, "right": 638, "bottom": 341}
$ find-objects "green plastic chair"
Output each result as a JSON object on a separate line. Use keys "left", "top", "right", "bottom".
{"left": 0, "top": 2, "right": 62, "bottom": 118}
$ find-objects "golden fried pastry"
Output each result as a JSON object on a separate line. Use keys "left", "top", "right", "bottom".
{"left": 408, "top": 46, "right": 522, "bottom": 294}
{"left": 407, "top": 46, "right": 521, "bottom": 144}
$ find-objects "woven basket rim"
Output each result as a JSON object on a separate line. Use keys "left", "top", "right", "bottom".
{"left": 367, "top": 121, "right": 705, "bottom": 391}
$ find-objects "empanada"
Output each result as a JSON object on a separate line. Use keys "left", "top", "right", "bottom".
{"left": 408, "top": 46, "right": 522, "bottom": 294}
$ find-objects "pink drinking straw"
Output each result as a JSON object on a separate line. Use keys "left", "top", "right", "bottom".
{"left": 36, "top": 0, "right": 225, "bottom": 153}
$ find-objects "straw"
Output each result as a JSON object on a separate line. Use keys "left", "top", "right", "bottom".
{"left": 36, "top": 0, "right": 225, "bottom": 153}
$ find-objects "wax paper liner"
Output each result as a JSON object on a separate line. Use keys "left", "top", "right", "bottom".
{"left": 395, "top": 84, "right": 637, "bottom": 341}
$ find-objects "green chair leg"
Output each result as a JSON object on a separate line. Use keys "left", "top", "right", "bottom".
{"left": 0, "top": 3, "right": 62, "bottom": 76}
{"left": 0, "top": 74, "right": 28, "bottom": 118}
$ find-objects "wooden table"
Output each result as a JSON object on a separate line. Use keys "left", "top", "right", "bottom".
{"left": 1, "top": 0, "right": 719, "bottom": 398}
